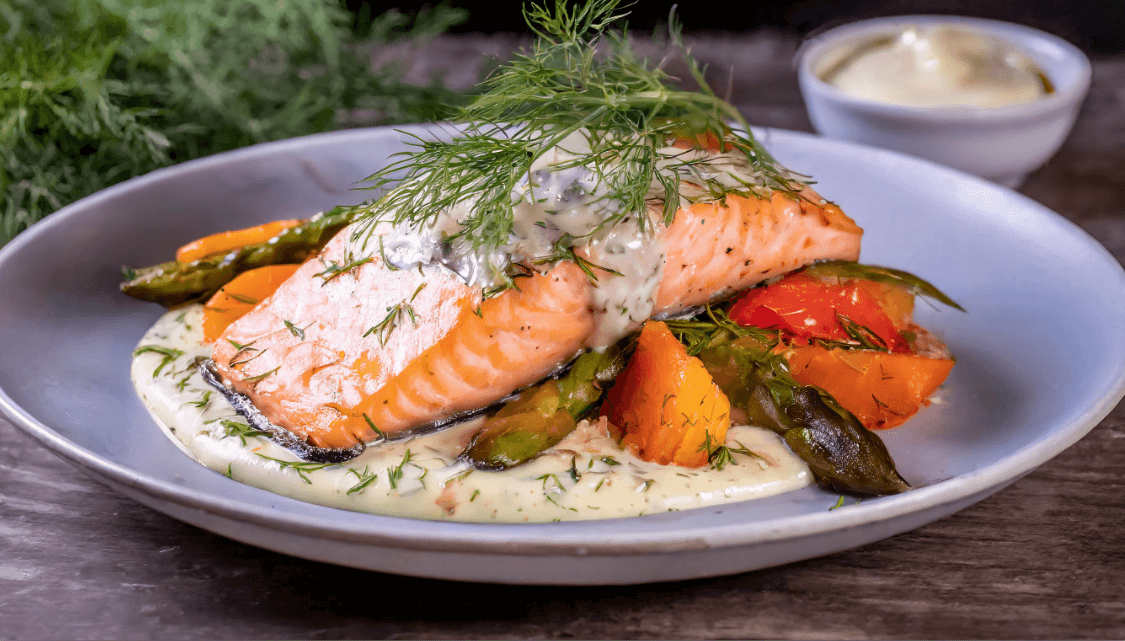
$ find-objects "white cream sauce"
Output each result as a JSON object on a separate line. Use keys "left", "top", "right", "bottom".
{"left": 824, "top": 26, "right": 1050, "bottom": 108}
{"left": 354, "top": 129, "right": 785, "bottom": 348}
{"left": 134, "top": 305, "right": 812, "bottom": 522}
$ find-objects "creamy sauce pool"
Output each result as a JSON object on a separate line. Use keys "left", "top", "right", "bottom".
{"left": 823, "top": 26, "right": 1050, "bottom": 108}
{"left": 134, "top": 305, "right": 812, "bottom": 522}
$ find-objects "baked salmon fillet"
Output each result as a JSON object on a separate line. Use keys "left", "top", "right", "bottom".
{"left": 211, "top": 188, "right": 861, "bottom": 449}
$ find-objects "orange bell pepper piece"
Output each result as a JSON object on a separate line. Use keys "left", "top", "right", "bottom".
{"left": 602, "top": 321, "right": 731, "bottom": 467}
{"left": 785, "top": 343, "right": 954, "bottom": 430}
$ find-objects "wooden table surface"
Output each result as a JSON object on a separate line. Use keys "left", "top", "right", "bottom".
{"left": 2, "top": 32, "right": 1123, "bottom": 640}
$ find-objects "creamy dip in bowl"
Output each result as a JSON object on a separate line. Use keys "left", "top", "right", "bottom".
{"left": 796, "top": 16, "right": 1090, "bottom": 187}
{"left": 821, "top": 25, "right": 1051, "bottom": 108}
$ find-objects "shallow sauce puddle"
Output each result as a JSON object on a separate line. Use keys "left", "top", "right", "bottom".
{"left": 133, "top": 305, "right": 812, "bottom": 522}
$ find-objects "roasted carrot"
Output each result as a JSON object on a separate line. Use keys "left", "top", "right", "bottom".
{"left": 176, "top": 219, "right": 302, "bottom": 264}
{"left": 602, "top": 321, "right": 731, "bottom": 467}
{"left": 202, "top": 264, "right": 301, "bottom": 342}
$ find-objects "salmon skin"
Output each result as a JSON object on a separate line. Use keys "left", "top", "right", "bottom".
{"left": 197, "top": 359, "right": 366, "bottom": 463}
{"left": 211, "top": 188, "right": 861, "bottom": 451}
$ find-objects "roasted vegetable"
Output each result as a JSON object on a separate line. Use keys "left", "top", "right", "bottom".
{"left": 698, "top": 336, "right": 911, "bottom": 495}
{"left": 460, "top": 345, "right": 625, "bottom": 470}
{"left": 726, "top": 261, "right": 961, "bottom": 431}
{"left": 120, "top": 206, "right": 352, "bottom": 307}
{"left": 602, "top": 321, "right": 731, "bottom": 468}
{"left": 786, "top": 336, "right": 954, "bottom": 430}
{"left": 177, "top": 219, "right": 301, "bottom": 264}
{"left": 728, "top": 271, "right": 912, "bottom": 353}
{"left": 201, "top": 264, "right": 301, "bottom": 342}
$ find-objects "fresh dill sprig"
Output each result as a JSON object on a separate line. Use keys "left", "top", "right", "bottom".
{"left": 243, "top": 366, "right": 280, "bottom": 383}
{"left": 664, "top": 305, "right": 775, "bottom": 356}
{"left": 702, "top": 433, "right": 765, "bottom": 471}
{"left": 346, "top": 465, "right": 380, "bottom": 495}
{"left": 836, "top": 314, "right": 891, "bottom": 352}
{"left": 314, "top": 253, "right": 374, "bottom": 285}
{"left": 364, "top": 304, "right": 411, "bottom": 346}
{"left": 190, "top": 391, "right": 212, "bottom": 409}
{"left": 229, "top": 347, "right": 268, "bottom": 368}
{"left": 256, "top": 454, "right": 331, "bottom": 484}
{"left": 568, "top": 456, "right": 582, "bottom": 483}
{"left": 2, "top": 0, "right": 466, "bottom": 246}
{"left": 534, "top": 246, "right": 623, "bottom": 284}
{"left": 362, "top": 413, "right": 389, "bottom": 441}
{"left": 227, "top": 293, "right": 260, "bottom": 305}
{"left": 175, "top": 371, "right": 194, "bottom": 392}
{"left": 220, "top": 419, "right": 269, "bottom": 446}
{"left": 386, "top": 449, "right": 415, "bottom": 490}
{"left": 363, "top": 283, "right": 426, "bottom": 346}
{"left": 537, "top": 472, "right": 564, "bottom": 492}
{"left": 354, "top": 0, "right": 803, "bottom": 286}
{"left": 283, "top": 319, "right": 306, "bottom": 340}
{"left": 132, "top": 345, "right": 183, "bottom": 379}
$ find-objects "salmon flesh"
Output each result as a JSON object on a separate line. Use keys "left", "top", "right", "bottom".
{"left": 211, "top": 188, "right": 862, "bottom": 449}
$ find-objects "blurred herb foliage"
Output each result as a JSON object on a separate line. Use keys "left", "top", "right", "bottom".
{"left": 0, "top": 0, "right": 467, "bottom": 245}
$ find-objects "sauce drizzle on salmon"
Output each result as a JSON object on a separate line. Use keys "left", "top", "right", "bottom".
{"left": 211, "top": 164, "right": 861, "bottom": 449}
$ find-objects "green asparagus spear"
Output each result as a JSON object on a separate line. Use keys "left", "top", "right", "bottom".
{"left": 803, "top": 261, "right": 965, "bottom": 311}
{"left": 120, "top": 206, "right": 354, "bottom": 307}
{"left": 460, "top": 345, "right": 626, "bottom": 471}
{"left": 698, "top": 337, "right": 910, "bottom": 495}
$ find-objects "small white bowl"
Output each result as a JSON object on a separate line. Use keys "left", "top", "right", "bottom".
{"left": 796, "top": 15, "right": 1091, "bottom": 188}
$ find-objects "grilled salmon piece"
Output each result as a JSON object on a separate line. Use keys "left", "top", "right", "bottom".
{"left": 212, "top": 231, "right": 594, "bottom": 448}
{"left": 211, "top": 231, "right": 477, "bottom": 446}
{"left": 656, "top": 188, "right": 861, "bottom": 315}
{"left": 212, "top": 187, "right": 861, "bottom": 448}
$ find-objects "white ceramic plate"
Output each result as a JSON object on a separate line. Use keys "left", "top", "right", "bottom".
{"left": 1, "top": 126, "right": 1122, "bottom": 585}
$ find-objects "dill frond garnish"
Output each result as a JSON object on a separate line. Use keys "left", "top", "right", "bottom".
{"left": 255, "top": 454, "right": 331, "bottom": 484}
{"left": 346, "top": 465, "right": 380, "bottom": 495}
{"left": 133, "top": 345, "right": 184, "bottom": 379}
{"left": 363, "top": 282, "right": 427, "bottom": 345}
{"left": 242, "top": 366, "right": 280, "bottom": 383}
{"left": 836, "top": 314, "right": 892, "bottom": 352}
{"left": 228, "top": 293, "right": 260, "bottom": 305}
{"left": 283, "top": 320, "right": 306, "bottom": 340}
{"left": 314, "top": 253, "right": 374, "bottom": 284}
{"left": 2, "top": 0, "right": 466, "bottom": 246}
{"left": 190, "top": 391, "right": 212, "bottom": 409}
{"left": 703, "top": 433, "right": 765, "bottom": 471}
{"left": 361, "top": 414, "right": 389, "bottom": 441}
{"left": 220, "top": 419, "right": 269, "bottom": 446}
{"left": 364, "top": 302, "right": 414, "bottom": 346}
{"left": 353, "top": 0, "right": 803, "bottom": 288}
{"left": 387, "top": 449, "right": 415, "bottom": 490}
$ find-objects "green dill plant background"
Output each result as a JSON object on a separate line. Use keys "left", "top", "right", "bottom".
{"left": 0, "top": 0, "right": 467, "bottom": 246}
